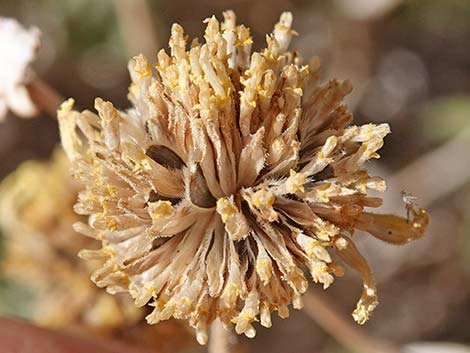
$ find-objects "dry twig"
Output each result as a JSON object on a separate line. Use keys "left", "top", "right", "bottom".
{"left": 303, "top": 289, "right": 402, "bottom": 353}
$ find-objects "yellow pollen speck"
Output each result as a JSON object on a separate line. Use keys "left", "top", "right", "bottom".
{"left": 106, "top": 185, "right": 118, "bottom": 197}
{"left": 335, "top": 237, "right": 348, "bottom": 250}
{"left": 366, "top": 287, "right": 376, "bottom": 296}
{"left": 149, "top": 200, "right": 173, "bottom": 219}
{"left": 251, "top": 188, "right": 275, "bottom": 207}
{"left": 356, "top": 181, "right": 367, "bottom": 193}
{"left": 363, "top": 125, "right": 376, "bottom": 139}
{"left": 221, "top": 283, "right": 240, "bottom": 306}
{"left": 102, "top": 246, "right": 116, "bottom": 259}
{"left": 235, "top": 37, "right": 253, "bottom": 46}
{"left": 316, "top": 229, "right": 328, "bottom": 241}
{"left": 106, "top": 217, "right": 119, "bottom": 231}
{"left": 58, "top": 98, "right": 75, "bottom": 115}
{"left": 286, "top": 86, "right": 303, "bottom": 96}
{"left": 237, "top": 309, "right": 256, "bottom": 323}
{"left": 133, "top": 54, "right": 152, "bottom": 79}
{"left": 256, "top": 258, "right": 273, "bottom": 284}
{"left": 143, "top": 284, "right": 158, "bottom": 297}
{"left": 177, "top": 297, "right": 193, "bottom": 312}
{"left": 286, "top": 169, "right": 306, "bottom": 193}
{"left": 316, "top": 183, "right": 333, "bottom": 203}
{"left": 140, "top": 158, "right": 153, "bottom": 171}
{"left": 216, "top": 198, "right": 238, "bottom": 223}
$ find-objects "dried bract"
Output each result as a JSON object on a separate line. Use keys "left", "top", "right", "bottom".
{"left": 58, "top": 11, "right": 429, "bottom": 343}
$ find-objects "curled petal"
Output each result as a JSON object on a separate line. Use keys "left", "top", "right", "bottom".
{"left": 335, "top": 236, "right": 378, "bottom": 324}
{"left": 357, "top": 209, "right": 429, "bottom": 245}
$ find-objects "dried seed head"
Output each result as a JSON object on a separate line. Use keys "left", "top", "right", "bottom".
{"left": 0, "top": 149, "right": 142, "bottom": 332}
{"left": 58, "top": 11, "right": 429, "bottom": 343}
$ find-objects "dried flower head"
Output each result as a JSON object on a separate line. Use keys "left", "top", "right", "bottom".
{"left": 58, "top": 11, "right": 429, "bottom": 344}
{"left": 0, "top": 149, "right": 142, "bottom": 333}
{"left": 0, "top": 17, "right": 40, "bottom": 121}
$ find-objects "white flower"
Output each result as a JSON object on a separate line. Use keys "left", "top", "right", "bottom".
{"left": 0, "top": 17, "right": 41, "bottom": 121}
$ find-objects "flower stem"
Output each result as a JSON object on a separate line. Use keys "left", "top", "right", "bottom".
{"left": 303, "top": 289, "right": 402, "bottom": 353}
{"left": 26, "top": 78, "right": 64, "bottom": 119}
{"left": 209, "top": 320, "right": 234, "bottom": 353}
{"left": 112, "top": 0, "right": 160, "bottom": 59}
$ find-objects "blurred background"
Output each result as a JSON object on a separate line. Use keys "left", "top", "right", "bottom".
{"left": 0, "top": 0, "right": 469, "bottom": 352}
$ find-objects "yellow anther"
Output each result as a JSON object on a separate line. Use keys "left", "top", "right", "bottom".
{"left": 315, "top": 183, "right": 333, "bottom": 203}
{"left": 149, "top": 200, "right": 173, "bottom": 219}
{"left": 140, "top": 158, "right": 153, "bottom": 170}
{"left": 143, "top": 284, "right": 158, "bottom": 297}
{"left": 106, "top": 185, "right": 118, "bottom": 197}
{"left": 256, "top": 258, "right": 273, "bottom": 284}
{"left": 235, "top": 37, "right": 253, "bottom": 46}
{"left": 299, "top": 65, "right": 310, "bottom": 74}
{"left": 239, "top": 309, "right": 256, "bottom": 322}
{"left": 216, "top": 198, "right": 238, "bottom": 223}
{"left": 132, "top": 54, "right": 151, "bottom": 79}
{"left": 251, "top": 188, "right": 275, "bottom": 207}
{"left": 286, "top": 169, "right": 306, "bottom": 194}
{"left": 221, "top": 283, "right": 240, "bottom": 307}
{"left": 102, "top": 245, "right": 116, "bottom": 259}
{"left": 106, "top": 217, "right": 119, "bottom": 231}
{"left": 335, "top": 237, "right": 348, "bottom": 250}
{"left": 286, "top": 86, "right": 303, "bottom": 96}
